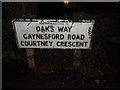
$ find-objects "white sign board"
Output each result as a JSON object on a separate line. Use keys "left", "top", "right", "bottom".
{"left": 12, "top": 19, "right": 94, "bottom": 49}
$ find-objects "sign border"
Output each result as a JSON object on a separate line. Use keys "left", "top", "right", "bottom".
{"left": 12, "top": 19, "right": 95, "bottom": 49}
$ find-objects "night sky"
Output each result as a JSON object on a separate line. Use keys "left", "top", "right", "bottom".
{"left": 2, "top": 2, "right": 120, "bottom": 18}
{"left": 37, "top": 3, "right": 120, "bottom": 16}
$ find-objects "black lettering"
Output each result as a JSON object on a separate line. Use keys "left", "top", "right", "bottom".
{"left": 33, "top": 41, "right": 37, "bottom": 46}
{"left": 56, "top": 41, "right": 60, "bottom": 46}
{"left": 61, "top": 41, "right": 64, "bottom": 46}
{"left": 48, "top": 34, "right": 51, "bottom": 39}
{"left": 52, "top": 34, "right": 56, "bottom": 39}
{"left": 68, "top": 26, "right": 72, "bottom": 32}
{"left": 23, "top": 34, "right": 27, "bottom": 39}
{"left": 64, "top": 41, "right": 67, "bottom": 47}
{"left": 64, "top": 27, "right": 68, "bottom": 32}
{"left": 46, "top": 41, "right": 48, "bottom": 46}
{"left": 36, "top": 34, "right": 40, "bottom": 39}
{"left": 44, "top": 34, "right": 48, "bottom": 39}
{"left": 67, "top": 41, "right": 71, "bottom": 47}
{"left": 76, "top": 35, "right": 80, "bottom": 40}
{"left": 37, "top": 41, "right": 40, "bottom": 46}
{"left": 68, "top": 34, "right": 71, "bottom": 40}
{"left": 31, "top": 34, "right": 35, "bottom": 39}
{"left": 76, "top": 42, "right": 80, "bottom": 47}
{"left": 58, "top": 27, "right": 64, "bottom": 32}
{"left": 72, "top": 34, "right": 76, "bottom": 40}
{"left": 50, "top": 25, "right": 54, "bottom": 32}
{"left": 21, "top": 41, "right": 24, "bottom": 46}
{"left": 81, "top": 34, "right": 85, "bottom": 40}
{"left": 40, "top": 34, "right": 44, "bottom": 39}
{"left": 24, "top": 41, "right": 29, "bottom": 46}
{"left": 79, "top": 42, "right": 84, "bottom": 47}
{"left": 28, "top": 34, "right": 32, "bottom": 39}
{"left": 36, "top": 26, "right": 40, "bottom": 32}
{"left": 49, "top": 41, "right": 53, "bottom": 46}
{"left": 56, "top": 34, "right": 59, "bottom": 39}
{"left": 84, "top": 42, "right": 88, "bottom": 47}
{"left": 60, "top": 34, "right": 64, "bottom": 40}
{"left": 41, "top": 26, "right": 45, "bottom": 32}
{"left": 72, "top": 42, "right": 76, "bottom": 47}
{"left": 45, "top": 26, "right": 49, "bottom": 32}
{"left": 41, "top": 41, "right": 46, "bottom": 46}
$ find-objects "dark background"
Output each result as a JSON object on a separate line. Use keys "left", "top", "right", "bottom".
{"left": 2, "top": 2, "right": 120, "bottom": 88}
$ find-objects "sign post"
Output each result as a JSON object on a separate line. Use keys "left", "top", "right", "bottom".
{"left": 12, "top": 19, "right": 94, "bottom": 70}
{"left": 26, "top": 48, "right": 35, "bottom": 70}
{"left": 73, "top": 50, "right": 81, "bottom": 69}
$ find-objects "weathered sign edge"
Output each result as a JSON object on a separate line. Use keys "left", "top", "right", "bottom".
{"left": 12, "top": 19, "right": 95, "bottom": 49}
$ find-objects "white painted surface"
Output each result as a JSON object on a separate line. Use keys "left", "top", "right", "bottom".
{"left": 13, "top": 19, "right": 94, "bottom": 49}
